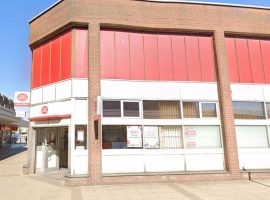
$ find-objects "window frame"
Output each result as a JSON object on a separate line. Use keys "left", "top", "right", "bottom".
{"left": 122, "top": 100, "right": 142, "bottom": 118}
{"left": 102, "top": 100, "right": 122, "bottom": 118}
{"left": 232, "top": 101, "right": 266, "bottom": 120}
{"left": 182, "top": 101, "right": 218, "bottom": 119}
{"left": 199, "top": 102, "right": 219, "bottom": 118}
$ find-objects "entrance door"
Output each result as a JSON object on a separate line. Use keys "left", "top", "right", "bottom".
{"left": 43, "top": 128, "right": 59, "bottom": 172}
{"left": 59, "top": 127, "right": 68, "bottom": 168}
{"left": 35, "top": 127, "right": 69, "bottom": 173}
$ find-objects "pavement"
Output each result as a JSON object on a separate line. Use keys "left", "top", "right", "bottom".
{"left": 1, "top": 151, "right": 270, "bottom": 200}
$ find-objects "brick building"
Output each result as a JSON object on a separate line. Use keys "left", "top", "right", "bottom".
{"left": 24, "top": 0, "right": 270, "bottom": 185}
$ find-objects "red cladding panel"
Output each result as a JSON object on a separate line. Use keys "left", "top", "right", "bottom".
{"left": 130, "top": 32, "right": 145, "bottom": 80}
{"left": 100, "top": 31, "right": 115, "bottom": 79}
{"left": 75, "top": 29, "right": 88, "bottom": 78}
{"left": 115, "top": 31, "right": 130, "bottom": 79}
{"left": 144, "top": 34, "right": 159, "bottom": 80}
{"left": 41, "top": 42, "right": 51, "bottom": 85}
{"left": 61, "top": 31, "right": 72, "bottom": 80}
{"left": 32, "top": 47, "right": 41, "bottom": 88}
{"left": 199, "top": 37, "right": 215, "bottom": 82}
{"left": 225, "top": 38, "right": 239, "bottom": 83}
{"left": 51, "top": 37, "right": 61, "bottom": 83}
{"left": 235, "top": 38, "right": 252, "bottom": 83}
{"left": 171, "top": 35, "right": 187, "bottom": 81}
{"left": 158, "top": 35, "right": 173, "bottom": 81}
{"left": 248, "top": 39, "right": 265, "bottom": 83}
{"left": 185, "top": 36, "right": 201, "bottom": 81}
{"left": 261, "top": 40, "right": 270, "bottom": 84}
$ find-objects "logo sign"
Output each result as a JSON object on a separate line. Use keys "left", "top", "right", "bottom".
{"left": 14, "top": 91, "right": 30, "bottom": 106}
{"left": 41, "top": 106, "right": 48, "bottom": 114}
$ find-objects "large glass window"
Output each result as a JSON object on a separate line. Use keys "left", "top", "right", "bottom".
{"left": 143, "top": 101, "right": 180, "bottom": 119}
{"left": 201, "top": 103, "right": 217, "bottom": 118}
{"left": 236, "top": 126, "right": 269, "bottom": 148}
{"left": 233, "top": 101, "right": 265, "bottom": 119}
{"left": 103, "top": 101, "right": 121, "bottom": 117}
{"left": 102, "top": 125, "right": 127, "bottom": 149}
{"left": 184, "top": 126, "right": 221, "bottom": 148}
{"left": 183, "top": 102, "right": 200, "bottom": 118}
{"left": 159, "top": 126, "right": 182, "bottom": 149}
{"left": 266, "top": 103, "right": 270, "bottom": 119}
{"left": 123, "top": 102, "right": 140, "bottom": 117}
{"left": 143, "top": 126, "right": 182, "bottom": 149}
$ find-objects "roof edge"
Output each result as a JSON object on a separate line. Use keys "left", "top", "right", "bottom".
{"left": 29, "top": 0, "right": 270, "bottom": 24}
{"left": 141, "top": 0, "right": 270, "bottom": 10}
{"left": 29, "top": 0, "right": 63, "bottom": 24}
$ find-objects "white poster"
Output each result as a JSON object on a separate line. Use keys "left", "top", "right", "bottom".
{"left": 144, "top": 126, "right": 159, "bottom": 149}
{"left": 77, "top": 130, "right": 84, "bottom": 141}
{"left": 127, "top": 126, "right": 142, "bottom": 148}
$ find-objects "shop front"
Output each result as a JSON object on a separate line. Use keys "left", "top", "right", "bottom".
{"left": 35, "top": 127, "right": 68, "bottom": 173}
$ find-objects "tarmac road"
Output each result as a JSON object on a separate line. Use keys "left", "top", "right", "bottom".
{"left": 0, "top": 143, "right": 27, "bottom": 161}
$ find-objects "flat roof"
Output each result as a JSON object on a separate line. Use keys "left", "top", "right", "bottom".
{"left": 29, "top": 0, "right": 270, "bottom": 24}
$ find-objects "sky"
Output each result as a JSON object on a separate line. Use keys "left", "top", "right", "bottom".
{"left": 0, "top": 0, "right": 270, "bottom": 101}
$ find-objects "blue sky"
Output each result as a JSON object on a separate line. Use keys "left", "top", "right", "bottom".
{"left": 0, "top": 0, "right": 270, "bottom": 101}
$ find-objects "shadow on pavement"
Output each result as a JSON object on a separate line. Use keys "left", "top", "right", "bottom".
{"left": 0, "top": 144, "right": 27, "bottom": 161}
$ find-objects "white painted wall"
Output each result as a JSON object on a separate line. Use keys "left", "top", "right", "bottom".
{"left": 102, "top": 149, "right": 224, "bottom": 174}
{"left": 72, "top": 79, "right": 88, "bottom": 97}
{"left": 101, "top": 80, "right": 218, "bottom": 101}
{"left": 231, "top": 83, "right": 270, "bottom": 102}
{"left": 238, "top": 148, "right": 270, "bottom": 170}
{"left": 30, "top": 79, "right": 88, "bottom": 105}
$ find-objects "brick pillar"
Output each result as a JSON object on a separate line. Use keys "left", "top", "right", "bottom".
{"left": 23, "top": 127, "right": 36, "bottom": 175}
{"left": 88, "top": 23, "right": 102, "bottom": 184}
{"left": 213, "top": 30, "right": 240, "bottom": 174}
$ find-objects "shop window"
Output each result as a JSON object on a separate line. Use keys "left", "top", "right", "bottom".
{"left": 75, "top": 125, "right": 87, "bottom": 150}
{"left": 102, "top": 125, "right": 127, "bottom": 149}
{"left": 266, "top": 103, "right": 270, "bottom": 118}
{"left": 233, "top": 101, "right": 265, "bottom": 119}
{"left": 103, "top": 101, "right": 121, "bottom": 117}
{"left": 184, "top": 126, "right": 222, "bottom": 148}
{"left": 143, "top": 101, "right": 180, "bottom": 119}
{"left": 183, "top": 102, "right": 200, "bottom": 118}
{"left": 102, "top": 125, "right": 143, "bottom": 149}
{"left": 159, "top": 126, "right": 182, "bottom": 149}
{"left": 143, "top": 126, "right": 182, "bottom": 149}
{"left": 201, "top": 103, "right": 217, "bottom": 118}
{"left": 236, "top": 126, "right": 269, "bottom": 148}
{"left": 123, "top": 101, "right": 140, "bottom": 117}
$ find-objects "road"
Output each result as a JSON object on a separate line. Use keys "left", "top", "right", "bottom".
{"left": 0, "top": 150, "right": 270, "bottom": 199}
{"left": 0, "top": 143, "right": 27, "bottom": 161}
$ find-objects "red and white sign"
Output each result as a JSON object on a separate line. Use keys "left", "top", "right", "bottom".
{"left": 41, "top": 106, "right": 48, "bottom": 114}
{"left": 14, "top": 92, "right": 30, "bottom": 106}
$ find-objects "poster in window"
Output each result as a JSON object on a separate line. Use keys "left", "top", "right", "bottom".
{"left": 127, "top": 126, "right": 142, "bottom": 148}
{"left": 184, "top": 126, "right": 197, "bottom": 148}
{"left": 144, "top": 126, "right": 159, "bottom": 149}
{"left": 77, "top": 130, "right": 84, "bottom": 141}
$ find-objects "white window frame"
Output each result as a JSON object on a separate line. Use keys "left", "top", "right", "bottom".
{"left": 182, "top": 101, "right": 219, "bottom": 119}
{"left": 199, "top": 102, "right": 219, "bottom": 119}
